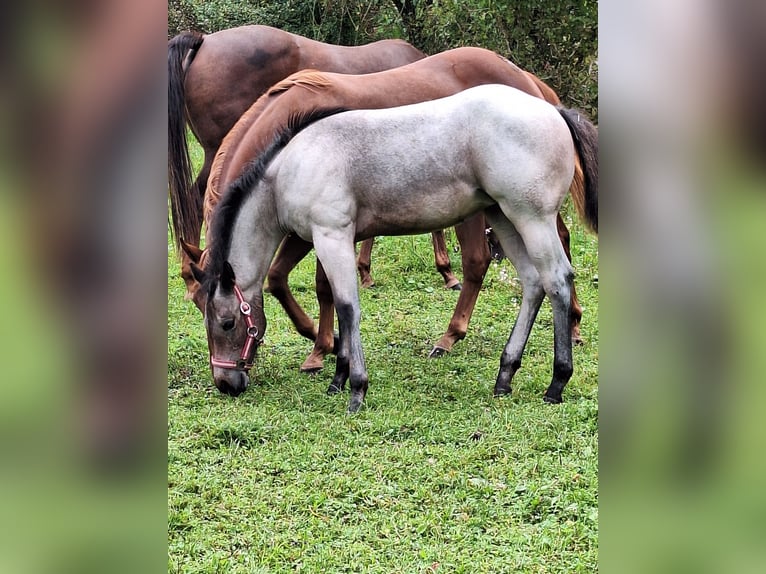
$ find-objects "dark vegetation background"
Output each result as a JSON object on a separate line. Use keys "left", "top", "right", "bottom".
{"left": 168, "top": 0, "right": 598, "bottom": 120}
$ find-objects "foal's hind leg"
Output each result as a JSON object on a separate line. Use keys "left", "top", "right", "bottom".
{"left": 483, "top": 210, "right": 546, "bottom": 397}
{"left": 557, "top": 214, "right": 584, "bottom": 344}
{"left": 511, "top": 216, "right": 575, "bottom": 403}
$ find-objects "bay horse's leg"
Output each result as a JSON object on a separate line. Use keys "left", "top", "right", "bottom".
{"left": 266, "top": 234, "right": 318, "bottom": 343}
{"left": 300, "top": 259, "right": 337, "bottom": 373}
{"left": 358, "top": 232, "right": 461, "bottom": 290}
{"left": 178, "top": 152, "right": 213, "bottom": 312}
{"left": 191, "top": 152, "right": 213, "bottom": 242}
{"left": 557, "top": 213, "right": 584, "bottom": 345}
{"left": 314, "top": 230, "right": 368, "bottom": 413}
{"left": 429, "top": 213, "right": 491, "bottom": 357}
{"left": 356, "top": 237, "right": 375, "bottom": 288}
{"left": 431, "top": 230, "right": 461, "bottom": 290}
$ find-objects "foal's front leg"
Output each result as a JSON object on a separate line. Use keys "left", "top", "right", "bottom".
{"left": 313, "top": 230, "right": 369, "bottom": 413}
{"left": 266, "top": 234, "right": 338, "bottom": 372}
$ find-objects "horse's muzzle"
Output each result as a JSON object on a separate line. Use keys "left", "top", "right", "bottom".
{"left": 214, "top": 371, "right": 249, "bottom": 396}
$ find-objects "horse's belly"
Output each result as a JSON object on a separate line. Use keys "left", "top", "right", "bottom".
{"left": 355, "top": 184, "right": 493, "bottom": 238}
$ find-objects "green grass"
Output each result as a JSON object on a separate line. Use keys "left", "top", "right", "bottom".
{"left": 168, "top": 141, "right": 598, "bottom": 572}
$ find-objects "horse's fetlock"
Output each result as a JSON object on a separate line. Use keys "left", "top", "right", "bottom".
{"left": 553, "top": 361, "right": 573, "bottom": 382}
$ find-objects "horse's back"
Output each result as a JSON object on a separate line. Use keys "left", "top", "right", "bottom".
{"left": 216, "top": 48, "right": 545, "bottom": 199}
{"left": 271, "top": 85, "right": 572, "bottom": 236}
{"left": 279, "top": 84, "right": 568, "bottom": 177}
{"left": 184, "top": 25, "right": 423, "bottom": 150}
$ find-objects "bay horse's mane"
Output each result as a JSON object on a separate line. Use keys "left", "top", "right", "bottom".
{"left": 204, "top": 106, "right": 348, "bottom": 292}
{"left": 266, "top": 70, "right": 333, "bottom": 96}
{"left": 205, "top": 70, "right": 333, "bottom": 225}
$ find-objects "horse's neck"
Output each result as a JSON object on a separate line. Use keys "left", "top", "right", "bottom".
{"left": 226, "top": 187, "right": 283, "bottom": 296}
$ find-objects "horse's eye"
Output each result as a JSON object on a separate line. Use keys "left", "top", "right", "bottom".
{"left": 221, "top": 318, "right": 235, "bottom": 331}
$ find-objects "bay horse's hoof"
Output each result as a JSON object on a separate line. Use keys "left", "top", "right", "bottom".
{"left": 543, "top": 394, "right": 563, "bottom": 404}
{"left": 360, "top": 278, "right": 375, "bottom": 289}
{"left": 300, "top": 364, "right": 323, "bottom": 374}
{"left": 300, "top": 355, "right": 324, "bottom": 373}
{"left": 444, "top": 278, "right": 462, "bottom": 290}
{"left": 572, "top": 325, "right": 584, "bottom": 346}
{"left": 428, "top": 346, "right": 448, "bottom": 358}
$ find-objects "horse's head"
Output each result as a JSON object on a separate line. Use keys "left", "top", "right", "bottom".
{"left": 190, "top": 259, "right": 266, "bottom": 397}
{"left": 180, "top": 241, "right": 208, "bottom": 312}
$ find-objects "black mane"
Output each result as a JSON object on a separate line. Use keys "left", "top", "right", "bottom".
{"left": 203, "top": 106, "right": 349, "bottom": 294}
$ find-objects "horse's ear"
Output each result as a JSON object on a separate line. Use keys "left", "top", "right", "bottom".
{"left": 181, "top": 241, "right": 204, "bottom": 263}
{"left": 189, "top": 262, "right": 207, "bottom": 284}
{"left": 220, "top": 261, "right": 236, "bottom": 292}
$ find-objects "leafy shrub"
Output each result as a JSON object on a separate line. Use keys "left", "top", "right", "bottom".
{"left": 168, "top": 0, "right": 597, "bottom": 120}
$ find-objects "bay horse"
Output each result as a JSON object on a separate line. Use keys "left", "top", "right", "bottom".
{"left": 168, "top": 26, "right": 457, "bottom": 289}
{"left": 183, "top": 47, "right": 596, "bottom": 372}
{"left": 191, "top": 84, "right": 598, "bottom": 412}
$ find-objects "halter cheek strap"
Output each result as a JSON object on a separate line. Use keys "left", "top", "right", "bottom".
{"left": 209, "top": 284, "right": 262, "bottom": 372}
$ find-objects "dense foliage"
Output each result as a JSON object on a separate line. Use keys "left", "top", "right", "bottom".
{"left": 168, "top": 0, "right": 597, "bottom": 119}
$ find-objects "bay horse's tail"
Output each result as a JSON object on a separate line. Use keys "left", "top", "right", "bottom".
{"left": 168, "top": 31, "right": 205, "bottom": 251}
{"left": 558, "top": 108, "right": 598, "bottom": 235}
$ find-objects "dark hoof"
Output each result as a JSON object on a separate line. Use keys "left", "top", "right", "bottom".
{"left": 543, "top": 394, "right": 563, "bottom": 404}
{"left": 347, "top": 394, "right": 364, "bottom": 413}
{"left": 428, "top": 346, "right": 448, "bottom": 358}
{"left": 450, "top": 282, "right": 462, "bottom": 291}
{"left": 326, "top": 383, "right": 344, "bottom": 395}
{"left": 573, "top": 337, "right": 584, "bottom": 346}
{"left": 493, "top": 384, "right": 512, "bottom": 397}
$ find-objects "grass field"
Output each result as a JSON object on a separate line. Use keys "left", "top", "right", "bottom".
{"left": 168, "top": 144, "right": 598, "bottom": 573}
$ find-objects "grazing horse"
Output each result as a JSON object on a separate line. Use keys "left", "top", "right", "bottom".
{"left": 191, "top": 84, "right": 599, "bottom": 412}
{"left": 168, "top": 24, "right": 429, "bottom": 279}
{"left": 183, "top": 47, "right": 596, "bottom": 372}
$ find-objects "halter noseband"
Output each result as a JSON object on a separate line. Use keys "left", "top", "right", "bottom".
{"left": 209, "top": 284, "right": 262, "bottom": 372}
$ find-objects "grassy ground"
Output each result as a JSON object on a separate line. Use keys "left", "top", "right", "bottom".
{"left": 168, "top": 145, "right": 598, "bottom": 573}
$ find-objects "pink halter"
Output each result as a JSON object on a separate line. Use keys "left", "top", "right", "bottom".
{"left": 209, "top": 284, "right": 261, "bottom": 371}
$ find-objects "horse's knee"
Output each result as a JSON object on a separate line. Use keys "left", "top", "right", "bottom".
{"left": 266, "top": 266, "right": 288, "bottom": 297}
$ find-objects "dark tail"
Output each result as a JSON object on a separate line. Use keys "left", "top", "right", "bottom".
{"left": 558, "top": 107, "right": 598, "bottom": 234}
{"left": 168, "top": 31, "right": 205, "bottom": 251}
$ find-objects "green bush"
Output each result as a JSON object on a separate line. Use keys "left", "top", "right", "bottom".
{"left": 168, "top": 0, "right": 597, "bottom": 120}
